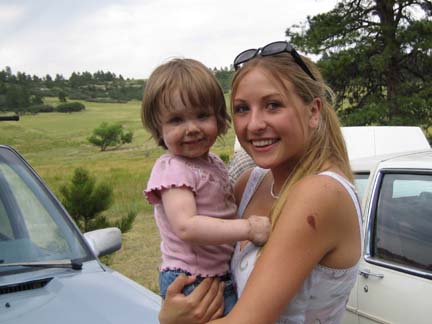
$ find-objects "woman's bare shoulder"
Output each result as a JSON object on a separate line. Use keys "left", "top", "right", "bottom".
{"left": 294, "top": 171, "right": 351, "bottom": 201}
{"left": 281, "top": 172, "right": 354, "bottom": 229}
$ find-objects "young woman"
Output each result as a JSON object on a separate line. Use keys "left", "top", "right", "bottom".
{"left": 158, "top": 41, "right": 363, "bottom": 324}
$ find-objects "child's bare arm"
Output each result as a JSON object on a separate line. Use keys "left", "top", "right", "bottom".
{"left": 161, "top": 187, "right": 270, "bottom": 245}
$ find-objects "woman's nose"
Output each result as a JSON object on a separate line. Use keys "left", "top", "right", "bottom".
{"left": 247, "top": 110, "right": 266, "bottom": 133}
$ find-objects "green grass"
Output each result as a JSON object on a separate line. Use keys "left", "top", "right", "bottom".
{"left": 0, "top": 97, "right": 236, "bottom": 292}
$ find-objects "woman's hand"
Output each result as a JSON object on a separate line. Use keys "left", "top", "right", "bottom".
{"left": 159, "top": 275, "right": 225, "bottom": 324}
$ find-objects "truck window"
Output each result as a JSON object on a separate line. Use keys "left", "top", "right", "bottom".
{"left": 373, "top": 173, "right": 432, "bottom": 274}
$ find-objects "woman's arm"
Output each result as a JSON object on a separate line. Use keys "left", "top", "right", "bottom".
{"left": 208, "top": 175, "right": 350, "bottom": 323}
{"left": 159, "top": 275, "right": 225, "bottom": 324}
{"left": 161, "top": 187, "right": 270, "bottom": 245}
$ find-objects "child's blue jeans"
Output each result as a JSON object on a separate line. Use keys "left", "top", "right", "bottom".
{"left": 159, "top": 269, "right": 237, "bottom": 316}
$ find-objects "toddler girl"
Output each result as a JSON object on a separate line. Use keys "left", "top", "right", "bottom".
{"left": 141, "top": 58, "right": 270, "bottom": 315}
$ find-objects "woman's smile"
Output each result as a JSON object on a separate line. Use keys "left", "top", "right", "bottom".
{"left": 251, "top": 138, "right": 279, "bottom": 148}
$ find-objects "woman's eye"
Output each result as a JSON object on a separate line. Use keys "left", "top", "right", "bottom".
{"left": 267, "top": 102, "right": 282, "bottom": 110}
{"left": 233, "top": 105, "right": 249, "bottom": 114}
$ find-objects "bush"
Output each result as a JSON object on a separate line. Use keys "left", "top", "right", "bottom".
{"left": 56, "top": 102, "right": 85, "bottom": 113}
{"left": 60, "top": 168, "right": 137, "bottom": 236}
{"left": 86, "top": 97, "right": 128, "bottom": 103}
{"left": 60, "top": 167, "right": 113, "bottom": 233}
{"left": 87, "top": 211, "right": 137, "bottom": 233}
{"left": 121, "top": 131, "right": 133, "bottom": 144}
{"left": 88, "top": 122, "right": 133, "bottom": 151}
{"left": 27, "top": 104, "right": 54, "bottom": 114}
{"left": 38, "top": 104, "right": 55, "bottom": 113}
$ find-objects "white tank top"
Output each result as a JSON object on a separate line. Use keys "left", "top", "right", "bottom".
{"left": 230, "top": 168, "right": 363, "bottom": 324}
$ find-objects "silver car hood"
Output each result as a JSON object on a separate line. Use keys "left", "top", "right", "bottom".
{"left": 0, "top": 261, "right": 161, "bottom": 324}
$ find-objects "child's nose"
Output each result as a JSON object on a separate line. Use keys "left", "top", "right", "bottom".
{"left": 185, "top": 121, "right": 200, "bottom": 134}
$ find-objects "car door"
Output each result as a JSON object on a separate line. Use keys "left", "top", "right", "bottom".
{"left": 356, "top": 170, "right": 432, "bottom": 324}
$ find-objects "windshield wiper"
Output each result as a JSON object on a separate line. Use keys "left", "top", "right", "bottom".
{"left": 0, "top": 259, "right": 82, "bottom": 270}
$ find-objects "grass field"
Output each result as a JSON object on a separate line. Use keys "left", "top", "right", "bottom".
{"left": 0, "top": 97, "right": 236, "bottom": 293}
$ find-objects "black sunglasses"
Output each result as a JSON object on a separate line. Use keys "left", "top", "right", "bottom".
{"left": 233, "top": 41, "right": 316, "bottom": 81}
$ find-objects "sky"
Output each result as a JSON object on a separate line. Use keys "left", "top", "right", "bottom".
{"left": 0, "top": 0, "right": 339, "bottom": 80}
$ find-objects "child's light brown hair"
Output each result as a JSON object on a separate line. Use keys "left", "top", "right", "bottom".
{"left": 141, "top": 58, "right": 230, "bottom": 148}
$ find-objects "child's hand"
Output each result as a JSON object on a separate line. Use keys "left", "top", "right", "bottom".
{"left": 247, "top": 215, "right": 271, "bottom": 246}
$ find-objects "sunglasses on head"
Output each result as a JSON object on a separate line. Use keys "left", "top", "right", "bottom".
{"left": 233, "top": 41, "right": 316, "bottom": 81}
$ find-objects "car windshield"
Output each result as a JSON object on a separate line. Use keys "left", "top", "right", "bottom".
{"left": 0, "top": 146, "right": 91, "bottom": 273}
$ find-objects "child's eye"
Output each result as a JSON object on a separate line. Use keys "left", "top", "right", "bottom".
{"left": 168, "top": 116, "right": 183, "bottom": 124}
{"left": 233, "top": 104, "right": 249, "bottom": 114}
{"left": 197, "top": 112, "right": 210, "bottom": 120}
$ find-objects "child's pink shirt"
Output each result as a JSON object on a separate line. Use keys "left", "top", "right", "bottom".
{"left": 144, "top": 152, "right": 237, "bottom": 276}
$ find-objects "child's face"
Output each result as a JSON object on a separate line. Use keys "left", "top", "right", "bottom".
{"left": 159, "top": 93, "right": 218, "bottom": 159}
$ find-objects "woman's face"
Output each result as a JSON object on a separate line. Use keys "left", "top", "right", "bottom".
{"left": 232, "top": 67, "right": 319, "bottom": 172}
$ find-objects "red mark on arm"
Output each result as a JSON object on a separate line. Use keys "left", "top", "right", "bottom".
{"left": 306, "top": 215, "right": 317, "bottom": 230}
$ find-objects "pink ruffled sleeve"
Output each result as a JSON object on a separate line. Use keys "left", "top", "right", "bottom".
{"left": 144, "top": 155, "right": 197, "bottom": 205}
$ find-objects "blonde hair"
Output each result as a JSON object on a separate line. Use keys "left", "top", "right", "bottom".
{"left": 141, "top": 58, "right": 230, "bottom": 148}
{"left": 231, "top": 53, "right": 353, "bottom": 230}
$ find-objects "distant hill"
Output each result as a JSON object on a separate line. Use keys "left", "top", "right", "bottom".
{"left": 0, "top": 66, "right": 233, "bottom": 114}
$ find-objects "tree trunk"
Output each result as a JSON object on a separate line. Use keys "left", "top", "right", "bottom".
{"left": 375, "top": 0, "right": 401, "bottom": 123}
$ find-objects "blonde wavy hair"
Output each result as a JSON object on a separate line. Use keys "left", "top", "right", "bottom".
{"left": 231, "top": 53, "right": 353, "bottom": 231}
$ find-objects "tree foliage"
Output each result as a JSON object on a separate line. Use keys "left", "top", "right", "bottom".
{"left": 60, "top": 168, "right": 137, "bottom": 234}
{"left": 27, "top": 104, "right": 55, "bottom": 114}
{"left": 60, "top": 167, "right": 113, "bottom": 232}
{"left": 88, "top": 122, "right": 133, "bottom": 151}
{"left": 56, "top": 102, "right": 85, "bottom": 112}
{"left": 0, "top": 67, "right": 145, "bottom": 113}
{"left": 286, "top": 0, "right": 432, "bottom": 131}
{"left": 58, "top": 90, "right": 67, "bottom": 102}
{"left": 0, "top": 65, "right": 234, "bottom": 113}
{"left": 213, "top": 67, "right": 234, "bottom": 93}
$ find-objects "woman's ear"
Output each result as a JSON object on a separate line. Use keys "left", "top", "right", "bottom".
{"left": 308, "top": 98, "right": 322, "bottom": 129}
